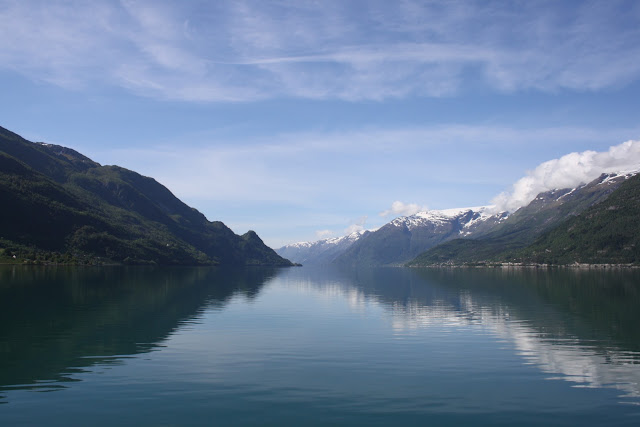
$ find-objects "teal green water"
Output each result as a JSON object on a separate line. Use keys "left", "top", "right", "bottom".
{"left": 1, "top": 266, "right": 640, "bottom": 425}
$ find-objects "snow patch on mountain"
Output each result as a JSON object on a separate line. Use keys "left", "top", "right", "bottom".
{"left": 390, "top": 206, "right": 506, "bottom": 231}
{"left": 277, "top": 229, "right": 372, "bottom": 265}
{"left": 597, "top": 170, "right": 639, "bottom": 185}
{"left": 286, "top": 229, "right": 369, "bottom": 249}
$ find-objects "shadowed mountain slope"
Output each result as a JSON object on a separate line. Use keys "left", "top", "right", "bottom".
{"left": 0, "top": 126, "right": 293, "bottom": 266}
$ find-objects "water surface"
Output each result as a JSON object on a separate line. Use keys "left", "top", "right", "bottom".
{"left": 1, "top": 265, "right": 639, "bottom": 425}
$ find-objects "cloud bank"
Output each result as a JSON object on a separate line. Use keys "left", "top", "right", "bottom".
{"left": 492, "top": 140, "right": 640, "bottom": 212}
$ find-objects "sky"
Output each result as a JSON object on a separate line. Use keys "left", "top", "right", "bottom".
{"left": 1, "top": 0, "right": 640, "bottom": 248}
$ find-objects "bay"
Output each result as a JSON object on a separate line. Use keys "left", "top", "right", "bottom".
{"left": 1, "top": 265, "right": 639, "bottom": 425}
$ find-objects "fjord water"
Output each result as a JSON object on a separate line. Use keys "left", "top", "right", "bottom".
{"left": 1, "top": 266, "right": 639, "bottom": 425}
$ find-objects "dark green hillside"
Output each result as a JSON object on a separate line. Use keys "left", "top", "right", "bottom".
{"left": 512, "top": 174, "right": 640, "bottom": 265}
{"left": 0, "top": 126, "right": 293, "bottom": 266}
{"left": 0, "top": 127, "right": 98, "bottom": 182}
{"left": 476, "top": 175, "right": 622, "bottom": 243}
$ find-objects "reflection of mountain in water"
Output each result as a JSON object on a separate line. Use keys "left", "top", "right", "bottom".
{"left": 0, "top": 266, "right": 276, "bottom": 397}
{"left": 289, "top": 266, "right": 640, "bottom": 403}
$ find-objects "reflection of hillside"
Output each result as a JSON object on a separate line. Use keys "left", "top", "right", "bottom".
{"left": 287, "top": 266, "right": 640, "bottom": 402}
{"left": 0, "top": 266, "right": 277, "bottom": 397}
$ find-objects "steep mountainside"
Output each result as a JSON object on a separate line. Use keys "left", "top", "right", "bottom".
{"left": 332, "top": 207, "right": 508, "bottom": 267}
{"left": 0, "top": 126, "right": 293, "bottom": 266}
{"left": 510, "top": 174, "right": 640, "bottom": 265}
{"left": 408, "top": 172, "right": 636, "bottom": 266}
{"left": 276, "top": 230, "right": 370, "bottom": 265}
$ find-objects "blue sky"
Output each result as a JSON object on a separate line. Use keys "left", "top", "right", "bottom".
{"left": 1, "top": 0, "right": 640, "bottom": 247}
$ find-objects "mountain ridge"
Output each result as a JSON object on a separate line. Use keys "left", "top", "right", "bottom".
{"left": 332, "top": 206, "right": 508, "bottom": 267}
{"left": 278, "top": 206, "right": 508, "bottom": 266}
{"left": 280, "top": 171, "right": 638, "bottom": 267}
{"left": 276, "top": 230, "right": 370, "bottom": 266}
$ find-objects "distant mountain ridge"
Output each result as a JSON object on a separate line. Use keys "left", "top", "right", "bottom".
{"left": 281, "top": 171, "right": 638, "bottom": 267}
{"left": 278, "top": 207, "right": 508, "bottom": 266}
{"left": 276, "top": 230, "right": 370, "bottom": 266}
{"left": 0, "top": 125, "right": 293, "bottom": 266}
{"left": 332, "top": 206, "right": 508, "bottom": 266}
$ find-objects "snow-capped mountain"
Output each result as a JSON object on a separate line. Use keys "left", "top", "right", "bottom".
{"left": 333, "top": 207, "right": 508, "bottom": 267}
{"left": 389, "top": 206, "right": 508, "bottom": 237}
{"left": 276, "top": 230, "right": 370, "bottom": 265}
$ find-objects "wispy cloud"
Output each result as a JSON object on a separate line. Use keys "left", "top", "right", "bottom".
{"left": 94, "top": 124, "right": 640, "bottom": 201}
{"left": 1, "top": 0, "right": 639, "bottom": 101}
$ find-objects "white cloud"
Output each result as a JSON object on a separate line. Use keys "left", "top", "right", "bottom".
{"left": 1, "top": 0, "right": 639, "bottom": 101}
{"left": 344, "top": 216, "right": 368, "bottom": 235}
{"left": 90, "top": 124, "right": 640, "bottom": 215}
{"left": 315, "top": 229, "right": 334, "bottom": 239}
{"left": 379, "top": 201, "right": 428, "bottom": 218}
{"left": 492, "top": 140, "right": 640, "bottom": 212}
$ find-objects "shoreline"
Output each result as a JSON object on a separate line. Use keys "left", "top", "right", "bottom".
{"left": 408, "top": 262, "right": 640, "bottom": 269}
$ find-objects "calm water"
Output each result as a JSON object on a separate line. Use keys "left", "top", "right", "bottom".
{"left": 1, "top": 266, "right": 640, "bottom": 426}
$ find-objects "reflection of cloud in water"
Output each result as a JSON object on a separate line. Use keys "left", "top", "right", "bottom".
{"left": 389, "top": 291, "right": 640, "bottom": 404}
{"left": 285, "top": 279, "right": 371, "bottom": 313}
{"left": 298, "top": 276, "right": 640, "bottom": 404}
{"left": 506, "top": 327, "right": 640, "bottom": 402}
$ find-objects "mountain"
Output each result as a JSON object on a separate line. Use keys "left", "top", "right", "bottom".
{"left": 287, "top": 169, "right": 637, "bottom": 268}
{"left": 509, "top": 173, "right": 640, "bottom": 265}
{"left": 408, "top": 172, "right": 637, "bottom": 266}
{"left": 276, "top": 230, "right": 370, "bottom": 265}
{"left": 332, "top": 207, "right": 509, "bottom": 267}
{"left": 0, "top": 125, "right": 293, "bottom": 266}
